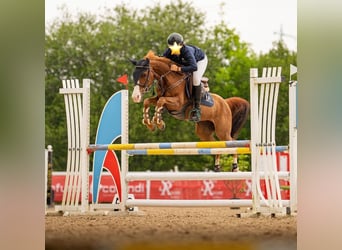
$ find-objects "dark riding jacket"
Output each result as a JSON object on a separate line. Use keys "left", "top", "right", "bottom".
{"left": 163, "top": 45, "right": 205, "bottom": 73}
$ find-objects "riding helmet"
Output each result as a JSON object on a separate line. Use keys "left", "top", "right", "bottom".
{"left": 167, "top": 33, "right": 184, "bottom": 46}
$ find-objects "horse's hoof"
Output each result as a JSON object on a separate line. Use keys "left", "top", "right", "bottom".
{"left": 157, "top": 121, "right": 166, "bottom": 130}
{"left": 147, "top": 124, "right": 156, "bottom": 131}
{"left": 214, "top": 165, "right": 221, "bottom": 172}
{"left": 231, "top": 163, "right": 239, "bottom": 172}
{"left": 152, "top": 116, "right": 159, "bottom": 125}
{"left": 142, "top": 119, "right": 156, "bottom": 131}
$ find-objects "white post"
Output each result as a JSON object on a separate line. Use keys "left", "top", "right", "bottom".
{"left": 249, "top": 68, "right": 260, "bottom": 211}
{"left": 146, "top": 170, "right": 151, "bottom": 200}
{"left": 120, "top": 89, "right": 129, "bottom": 211}
{"left": 80, "top": 79, "right": 91, "bottom": 212}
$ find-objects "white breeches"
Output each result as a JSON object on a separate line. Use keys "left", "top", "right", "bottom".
{"left": 193, "top": 55, "right": 208, "bottom": 86}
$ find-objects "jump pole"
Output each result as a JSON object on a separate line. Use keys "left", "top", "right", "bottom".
{"left": 125, "top": 171, "right": 290, "bottom": 181}
{"left": 88, "top": 140, "right": 251, "bottom": 151}
{"left": 125, "top": 199, "right": 290, "bottom": 208}
{"left": 89, "top": 145, "right": 288, "bottom": 155}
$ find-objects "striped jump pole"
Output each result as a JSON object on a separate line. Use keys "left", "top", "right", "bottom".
{"left": 88, "top": 144, "right": 288, "bottom": 155}
{"left": 126, "top": 147, "right": 250, "bottom": 155}
{"left": 88, "top": 140, "right": 251, "bottom": 152}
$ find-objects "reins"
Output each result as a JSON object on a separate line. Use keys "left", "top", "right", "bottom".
{"left": 150, "top": 61, "right": 188, "bottom": 96}
{"left": 134, "top": 59, "right": 189, "bottom": 97}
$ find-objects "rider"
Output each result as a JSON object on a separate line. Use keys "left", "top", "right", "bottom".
{"left": 162, "top": 32, "right": 208, "bottom": 122}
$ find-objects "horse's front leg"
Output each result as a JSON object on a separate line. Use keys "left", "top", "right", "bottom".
{"left": 142, "top": 96, "right": 158, "bottom": 131}
{"left": 214, "top": 154, "right": 221, "bottom": 172}
{"left": 152, "top": 106, "right": 166, "bottom": 130}
{"left": 152, "top": 96, "right": 182, "bottom": 130}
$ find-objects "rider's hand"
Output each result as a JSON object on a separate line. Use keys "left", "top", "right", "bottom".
{"left": 170, "top": 64, "right": 181, "bottom": 72}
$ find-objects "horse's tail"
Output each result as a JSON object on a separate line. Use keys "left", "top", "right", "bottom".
{"left": 225, "top": 97, "right": 250, "bottom": 139}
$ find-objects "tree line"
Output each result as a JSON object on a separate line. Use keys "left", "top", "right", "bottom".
{"left": 45, "top": 0, "right": 297, "bottom": 172}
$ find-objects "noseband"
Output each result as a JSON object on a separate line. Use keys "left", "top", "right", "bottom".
{"left": 134, "top": 65, "right": 153, "bottom": 91}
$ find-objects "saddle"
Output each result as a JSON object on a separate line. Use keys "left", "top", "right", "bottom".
{"left": 167, "top": 75, "right": 214, "bottom": 120}
{"left": 185, "top": 75, "right": 214, "bottom": 107}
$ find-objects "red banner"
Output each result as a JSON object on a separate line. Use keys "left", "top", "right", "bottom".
{"left": 51, "top": 152, "right": 290, "bottom": 203}
{"left": 51, "top": 174, "right": 289, "bottom": 203}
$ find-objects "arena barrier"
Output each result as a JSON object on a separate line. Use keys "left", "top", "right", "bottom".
{"left": 52, "top": 66, "right": 297, "bottom": 215}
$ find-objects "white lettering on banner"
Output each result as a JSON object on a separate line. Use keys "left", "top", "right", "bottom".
{"left": 201, "top": 180, "right": 214, "bottom": 196}
{"left": 101, "top": 184, "right": 118, "bottom": 193}
{"left": 97, "top": 184, "right": 144, "bottom": 194}
{"left": 52, "top": 183, "right": 64, "bottom": 193}
{"left": 245, "top": 180, "right": 252, "bottom": 197}
{"left": 159, "top": 180, "right": 173, "bottom": 196}
{"left": 128, "top": 183, "right": 145, "bottom": 193}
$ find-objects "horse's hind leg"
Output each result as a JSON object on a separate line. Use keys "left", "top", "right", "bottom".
{"left": 226, "top": 97, "right": 250, "bottom": 172}
{"left": 214, "top": 155, "right": 221, "bottom": 172}
{"left": 195, "top": 122, "right": 221, "bottom": 172}
{"left": 232, "top": 154, "right": 239, "bottom": 172}
{"left": 213, "top": 119, "right": 235, "bottom": 172}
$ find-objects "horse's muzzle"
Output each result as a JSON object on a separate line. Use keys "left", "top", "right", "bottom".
{"left": 132, "top": 85, "right": 142, "bottom": 103}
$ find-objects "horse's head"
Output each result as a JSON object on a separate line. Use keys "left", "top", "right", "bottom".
{"left": 130, "top": 50, "right": 181, "bottom": 103}
{"left": 129, "top": 57, "right": 156, "bottom": 103}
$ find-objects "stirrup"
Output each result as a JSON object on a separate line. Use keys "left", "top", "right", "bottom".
{"left": 189, "top": 108, "right": 201, "bottom": 122}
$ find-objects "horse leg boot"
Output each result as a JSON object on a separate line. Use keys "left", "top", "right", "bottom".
{"left": 190, "top": 85, "right": 201, "bottom": 122}
{"left": 232, "top": 154, "right": 239, "bottom": 172}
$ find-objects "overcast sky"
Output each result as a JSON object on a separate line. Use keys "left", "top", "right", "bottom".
{"left": 45, "top": 0, "right": 297, "bottom": 54}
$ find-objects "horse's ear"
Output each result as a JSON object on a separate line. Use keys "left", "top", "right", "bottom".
{"left": 141, "top": 58, "right": 150, "bottom": 68}
{"left": 128, "top": 58, "right": 137, "bottom": 65}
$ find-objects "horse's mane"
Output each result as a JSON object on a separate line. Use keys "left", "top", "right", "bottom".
{"left": 144, "top": 50, "right": 172, "bottom": 66}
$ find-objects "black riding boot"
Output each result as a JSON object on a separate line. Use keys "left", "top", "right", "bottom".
{"left": 190, "top": 85, "right": 201, "bottom": 122}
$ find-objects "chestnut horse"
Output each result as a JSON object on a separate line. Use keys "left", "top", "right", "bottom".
{"left": 130, "top": 51, "right": 249, "bottom": 171}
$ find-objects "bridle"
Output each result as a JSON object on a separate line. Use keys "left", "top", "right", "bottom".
{"left": 134, "top": 60, "right": 188, "bottom": 96}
